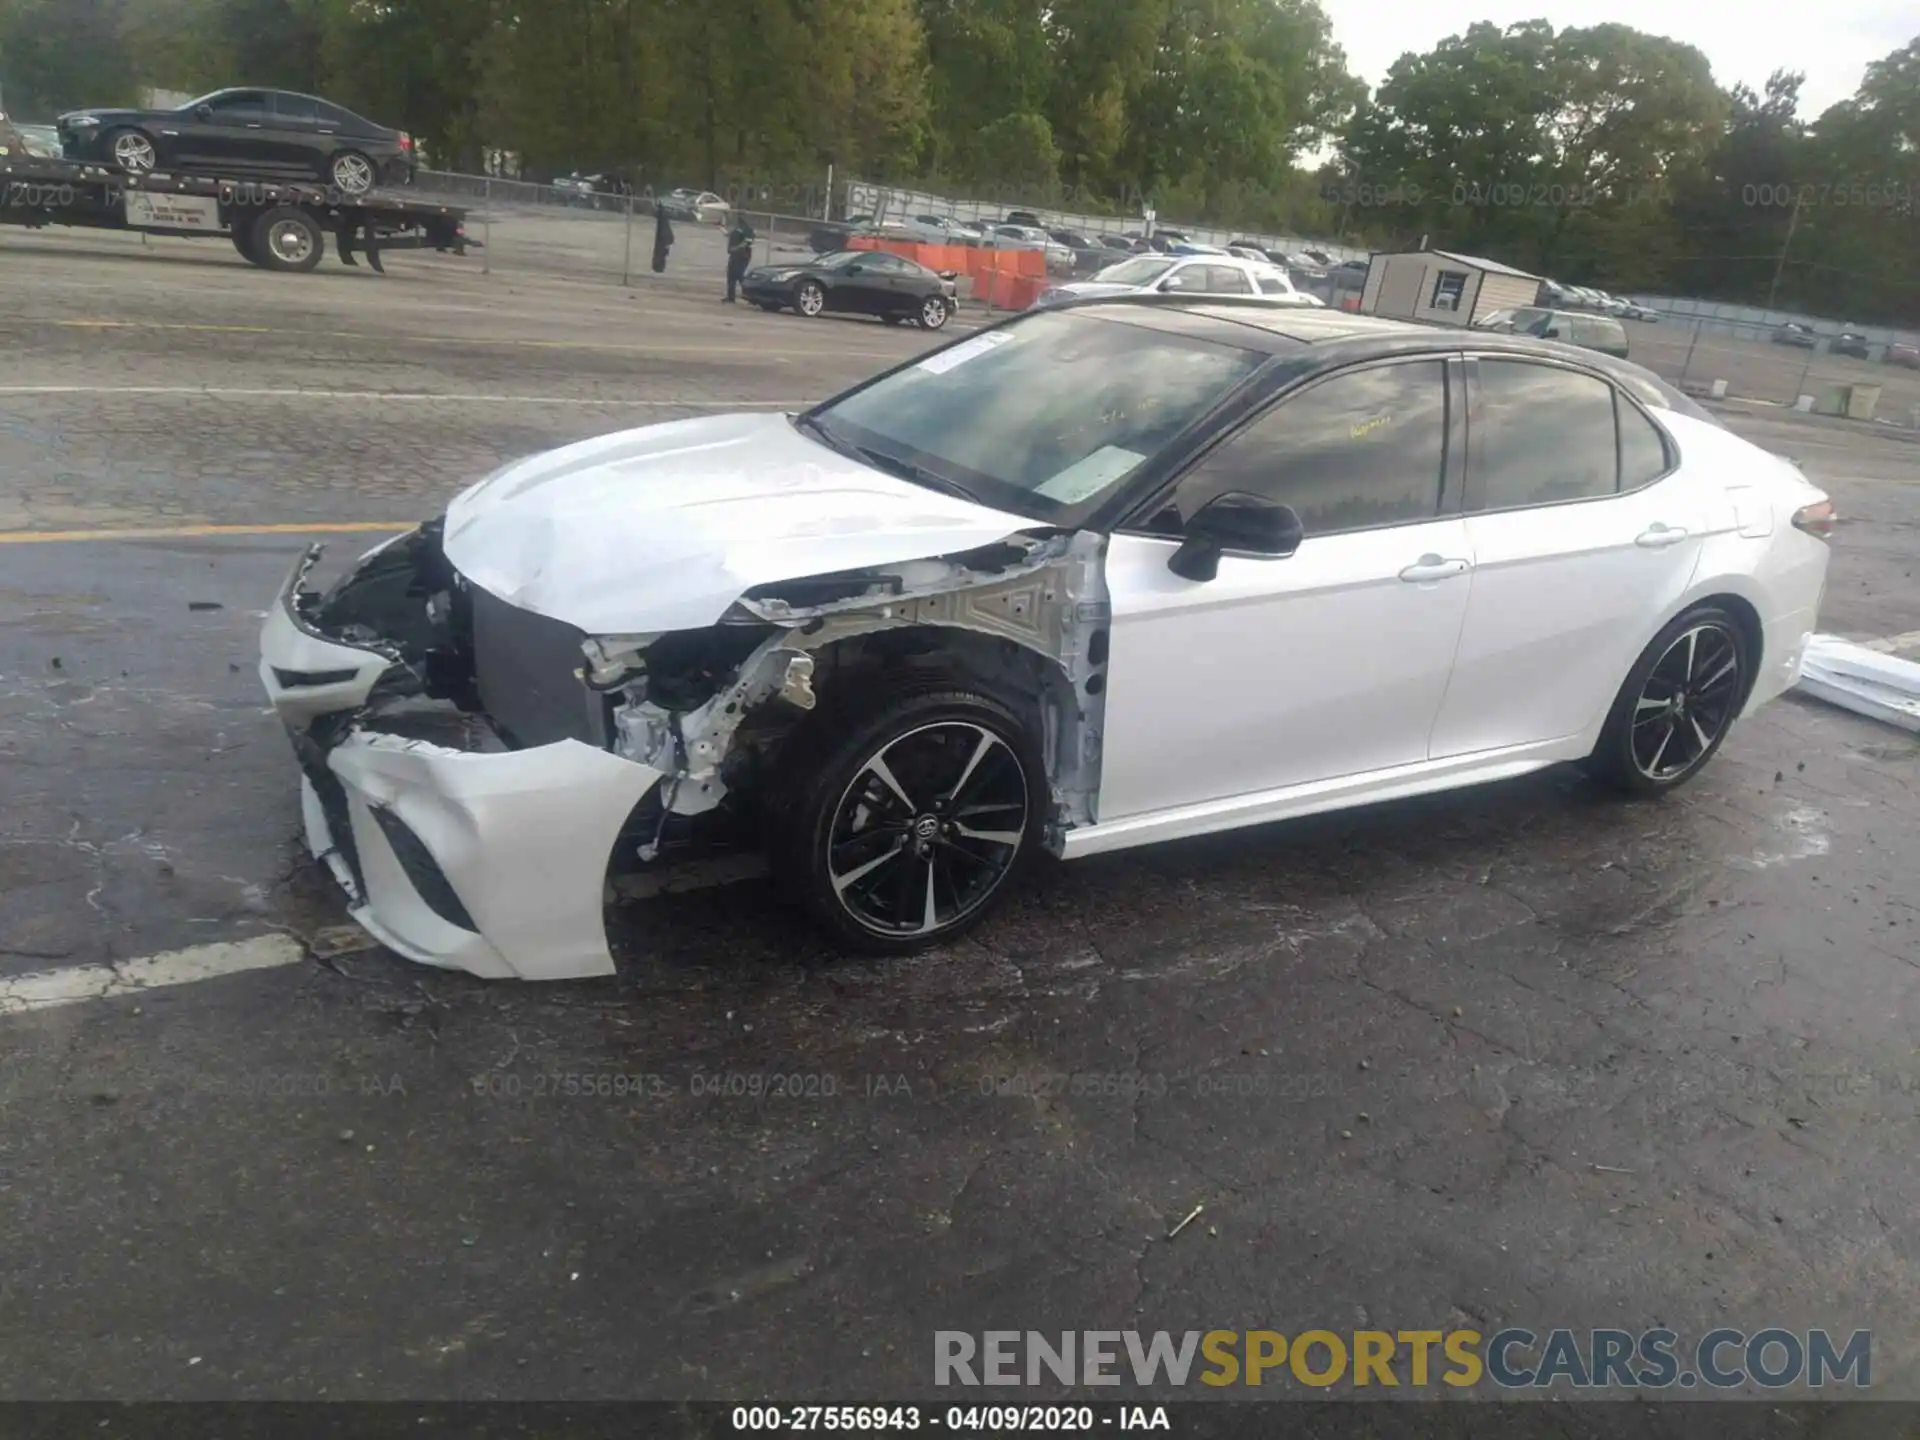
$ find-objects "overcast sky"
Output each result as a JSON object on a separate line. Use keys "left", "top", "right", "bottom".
{"left": 1324, "top": 0, "right": 1916, "bottom": 118}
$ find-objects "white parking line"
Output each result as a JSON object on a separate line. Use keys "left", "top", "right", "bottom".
{"left": 0, "top": 386, "right": 813, "bottom": 406}
{"left": 0, "top": 935, "right": 306, "bottom": 1016}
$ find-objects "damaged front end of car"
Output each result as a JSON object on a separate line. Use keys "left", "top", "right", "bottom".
{"left": 262, "top": 521, "right": 1111, "bottom": 980}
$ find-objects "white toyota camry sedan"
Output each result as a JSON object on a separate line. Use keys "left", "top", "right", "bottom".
{"left": 260, "top": 300, "right": 1834, "bottom": 981}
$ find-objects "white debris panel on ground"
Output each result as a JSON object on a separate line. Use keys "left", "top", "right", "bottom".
{"left": 1796, "top": 635, "right": 1920, "bottom": 733}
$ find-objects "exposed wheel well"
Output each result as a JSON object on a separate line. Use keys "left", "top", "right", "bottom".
{"left": 1690, "top": 591, "right": 1765, "bottom": 707}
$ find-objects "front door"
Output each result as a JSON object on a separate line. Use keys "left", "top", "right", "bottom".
{"left": 1098, "top": 357, "right": 1476, "bottom": 822}
{"left": 179, "top": 90, "right": 272, "bottom": 170}
{"left": 1427, "top": 356, "right": 1707, "bottom": 757}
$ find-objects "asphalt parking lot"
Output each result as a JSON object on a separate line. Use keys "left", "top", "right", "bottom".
{"left": 3, "top": 228, "right": 1920, "bottom": 1407}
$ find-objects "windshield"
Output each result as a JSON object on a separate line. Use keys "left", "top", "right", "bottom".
{"left": 1095, "top": 257, "right": 1175, "bottom": 286}
{"left": 804, "top": 311, "right": 1269, "bottom": 519}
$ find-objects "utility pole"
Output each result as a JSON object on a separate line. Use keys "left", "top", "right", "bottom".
{"left": 1766, "top": 190, "right": 1804, "bottom": 310}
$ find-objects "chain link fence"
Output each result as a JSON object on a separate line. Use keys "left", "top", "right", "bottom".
{"left": 408, "top": 169, "right": 1103, "bottom": 317}
{"left": 401, "top": 169, "right": 1920, "bottom": 425}
{"left": 1624, "top": 297, "right": 1920, "bottom": 429}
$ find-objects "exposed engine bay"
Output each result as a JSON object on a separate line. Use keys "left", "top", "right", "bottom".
{"left": 263, "top": 519, "right": 1111, "bottom": 979}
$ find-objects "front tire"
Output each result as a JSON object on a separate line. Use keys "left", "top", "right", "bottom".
{"left": 795, "top": 279, "right": 827, "bottom": 317}
{"left": 919, "top": 294, "right": 951, "bottom": 330}
{"left": 105, "top": 127, "right": 157, "bottom": 175}
{"left": 1588, "top": 606, "right": 1750, "bottom": 796}
{"left": 770, "top": 688, "right": 1043, "bottom": 954}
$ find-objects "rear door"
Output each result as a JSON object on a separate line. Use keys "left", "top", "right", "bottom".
{"left": 266, "top": 92, "right": 323, "bottom": 175}
{"left": 1199, "top": 264, "right": 1256, "bottom": 299}
{"left": 1426, "top": 356, "right": 1707, "bottom": 758}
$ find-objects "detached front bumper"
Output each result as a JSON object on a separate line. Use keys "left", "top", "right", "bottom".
{"left": 262, "top": 541, "right": 665, "bottom": 981}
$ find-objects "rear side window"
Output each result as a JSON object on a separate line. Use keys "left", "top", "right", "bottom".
{"left": 1256, "top": 275, "right": 1290, "bottom": 295}
{"left": 1472, "top": 360, "right": 1617, "bottom": 509}
{"left": 1618, "top": 398, "right": 1672, "bottom": 488}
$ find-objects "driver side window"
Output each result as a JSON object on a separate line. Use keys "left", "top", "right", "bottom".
{"left": 1141, "top": 360, "right": 1450, "bottom": 539}
{"left": 208, "top": 91, "right": 268, "bottom": 122}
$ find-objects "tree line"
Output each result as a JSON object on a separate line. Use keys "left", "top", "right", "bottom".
{"left": 1, "top": 0, "right": 1914, "bottom": 320}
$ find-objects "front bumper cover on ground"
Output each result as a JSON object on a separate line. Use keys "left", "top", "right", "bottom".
{"left": 262, "top": 544, "right": 665, "bottom": 981}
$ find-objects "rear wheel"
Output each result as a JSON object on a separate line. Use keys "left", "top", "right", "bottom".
{"left": 329, "top": 151, "right": 376, "bottom": 197}
{"left": 1588, "top": 606, "right": 1750, "bottom": 796}
{"left": 249, "top": 205, "right": 325, "bottom": 273}
{"left": 919, "top": 294, "right": 951, "bottom": 330}
{"left": 770, "top": 687, "right": 1043, "bottom": 954}
{"left": 105, "top": 127, "right": 157, "bottom": 174}
{"left": 795, "top": 280, "right": 826, "bottom": 317}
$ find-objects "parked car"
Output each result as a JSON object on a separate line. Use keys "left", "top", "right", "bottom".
{"left": 904, "top": 214, "right": 986, "bottom": 244}
{"left": 1033, "top": 253, "right": 1318, "bottom": 308}
{"left": 660, "top": 188, "right": 729, "bottom": 224}
{"left": 1832, "top": 332, "right": 1873, "bottom": 359}
{"left": 56, "top": 88, "right": 412, "bottom": 195}
{"left": 1046, "top": 229, "right": 1112, "bottom": 272}
{"left": 554, "top": 172, "right": 621, "bottom": 205}
{"left": 1622, "top": 303, "right": 1660, "bottom": 323}
{"left": 808, "top": 214, "right": 909, "bottom": 253}
{"left": 1501, "top": 307, "right": 1630, "bottom": 358}
{"left": 1771, "top": 323, "right": 1818, "bottom": 349}
{"left": 1885, "top": 342, "right": 1920, "bottom": 370}
{"left": 1003, "top": 210, "right": 1043, "bottom": 227}
{"left": 259, "top": 300, "right": 1833, "bottom": 978}
{"left": 988, "top": 224, "right": 1076, "bottom": 274}
{"left": 0, "top": 114, "right": 61, "bottom": 158}
{"left": 740, "top": 249, "right": 955, "bottom": 329}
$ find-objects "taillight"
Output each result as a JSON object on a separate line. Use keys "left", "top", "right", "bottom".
{"left": 399, "top": 132, "right": 413, "bottom": 151}
{"left": 1792, "top": 500, "right": 1838, "bottom": 538}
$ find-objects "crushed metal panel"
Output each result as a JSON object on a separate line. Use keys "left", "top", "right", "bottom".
{"left": 1797, "top": 635, "right": 1920, "bottom": 733}
{"left": 611, "top": 531, "right": 1113, "bottom": 844}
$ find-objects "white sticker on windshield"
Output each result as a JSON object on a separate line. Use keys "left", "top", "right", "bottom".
{"left": 1034, "top": 446, "right": 1145, "bottom": 504}
{"left": 916, "top": 330, "right": 1015, "bottom": 375}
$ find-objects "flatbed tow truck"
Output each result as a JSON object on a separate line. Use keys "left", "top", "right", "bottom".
{"left": 0, "top": 152, "right": 476, "bottom": 274}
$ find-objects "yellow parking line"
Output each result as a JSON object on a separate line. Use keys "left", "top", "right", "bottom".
{"left": 0, "top": 522, "right": 410, "bottom": 545}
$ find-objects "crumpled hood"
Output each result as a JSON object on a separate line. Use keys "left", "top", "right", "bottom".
{"left": 440, "top": 411, "right": 1029, "bottom": 634}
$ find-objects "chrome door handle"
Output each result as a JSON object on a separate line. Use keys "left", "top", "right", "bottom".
{"left": 1636, "top": 524, "right": 1690, "bottom": 548}
{"left": 1399, "top": 555, "right": 1470, "bottom": 583}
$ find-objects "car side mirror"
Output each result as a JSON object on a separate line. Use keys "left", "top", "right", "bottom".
{"left": 195, "top": 104, "right": 213, "bottom": 120}
{"left": 1159, "top": 275, "right": 1185, "bottom": 292}
{"left": 1543, "top": 327, "right": 1561, "bottom": 339}
{"left": 846, "top": 262, "right": 863, "bottom": 274}
{"left": 1168, "top": 493, "right": 1303, "bottom": 582}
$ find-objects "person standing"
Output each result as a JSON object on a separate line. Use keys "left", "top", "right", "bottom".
{"left": 651, "top": 203, "right": 674, "bottom": 274}
{"left": 724, "top": 218, "right": 756, "bottom": 302}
